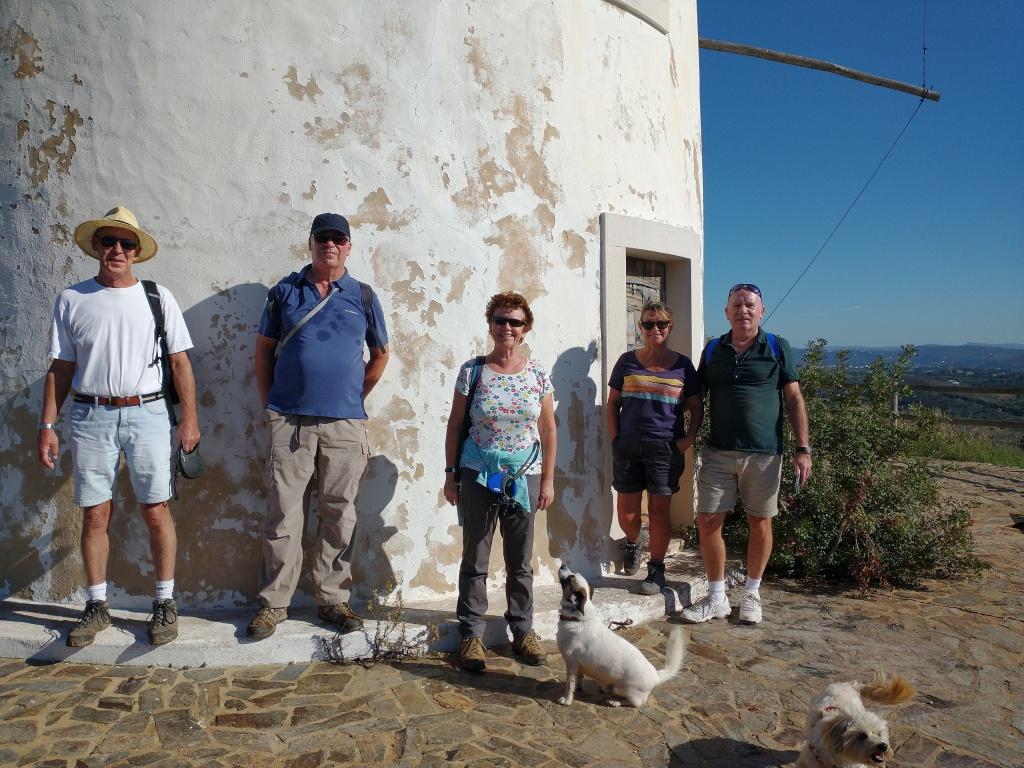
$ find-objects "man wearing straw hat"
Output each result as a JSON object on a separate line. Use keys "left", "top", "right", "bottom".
{"left": 37, "top": 206, "right": 200, "bottom": 647}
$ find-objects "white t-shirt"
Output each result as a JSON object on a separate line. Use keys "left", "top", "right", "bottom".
{"left": 49, "top": 279, "right": 193, "bottom": 397}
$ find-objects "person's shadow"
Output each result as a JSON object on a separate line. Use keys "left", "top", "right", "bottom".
{"left": 548, "top": 342, "right": 609, "bottom": 580}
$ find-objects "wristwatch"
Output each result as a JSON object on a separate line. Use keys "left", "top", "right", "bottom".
{"left": 444, "top": 467, "right": 457, "bottom": 473}
{"left": 36, "top": 422, "right": 57, "bottom": 431}
{"left": 794, "top": 445, "right": 812, "bottom": 455}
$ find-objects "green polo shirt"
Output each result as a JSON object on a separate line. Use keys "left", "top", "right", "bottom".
{"left": 697, "top": 328, "right": 799, "bottom": 454}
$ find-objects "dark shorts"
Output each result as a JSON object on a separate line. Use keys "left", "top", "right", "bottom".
{"left": 612, "top": 437, "right": 685, "bottom": 495}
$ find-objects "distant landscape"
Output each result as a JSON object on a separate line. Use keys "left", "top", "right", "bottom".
{"left": 796, "top": 343, "right": 1024, "bottom": 432}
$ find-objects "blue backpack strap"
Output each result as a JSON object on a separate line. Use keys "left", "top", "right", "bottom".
{"left": 704, "top": 337, "right": 721, "bottom": 367}
{"left": 359, "top": 281, "right": 384, "bottom": 350}
{"left": 765, "top": 332, "right": 781, "bottom": 361}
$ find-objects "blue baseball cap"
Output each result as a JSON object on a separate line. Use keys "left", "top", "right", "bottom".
{"left": 310, "top": 213, "right": 350, "bottom": 237}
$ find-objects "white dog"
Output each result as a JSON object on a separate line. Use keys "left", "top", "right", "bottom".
{"left": 797, "top": 674, "right": 915, "bottom": 768}
{"left": 555, "top": 565, "right": 685, "bottom": 707}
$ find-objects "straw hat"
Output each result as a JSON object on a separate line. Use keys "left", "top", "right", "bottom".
{"left": 73, "top": 206, "right": 158, "bottom": 263}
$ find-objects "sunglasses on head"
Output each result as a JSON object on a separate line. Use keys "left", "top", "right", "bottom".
{"left": 728, "top": 283, "right": 762, "bottom": 298}
{"left": 98, "top": 236, "right": 139, "bottom": 251}
{"left": 492, "top": 315, "right": 526, "bottom": 328}
{"left": 313, "top": 232, "right": 350, "bottom": 245}
{"left": 640, "top": 320, "right": 671, "bottom": 330}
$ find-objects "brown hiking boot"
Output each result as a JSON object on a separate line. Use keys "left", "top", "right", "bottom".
{"left": 459, "top": 637, "right": 486, "bottom": 672}
{"left": 512, "top": 630, "right": 546, "bottom": 666}
{"left": 318, "top": 603, "right": 363, "bottom": 634}
{"left": 247, "top": 606, "right": 287, "bottom": 639}
{"left": 149, "top": 599, "right": 179, "bottom": 645}
{"left": 67, "top": 600, "right": 111, "bottom": 648}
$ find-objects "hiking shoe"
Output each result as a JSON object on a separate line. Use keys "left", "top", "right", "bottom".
{"left": 738, "top": 591, "right": 763, "bottom": 625}
{"left": 318, "top": 602, "right": 364, "bottom": 634}
{"left": 149, "top": 599, "right": 179, "bottom": 645}
{"left": 680, "top": 594, "right": 732, "bottom": 624}
{"left": 67, "top": 600, "right": 111, "bottom": 648}
{"left": 636, "top": 560, "right": 667, "bottom": 595}
{"left": 459, "top": 637, "right": 486, "bottom": 672}
{"left": 247, "top": 606, "right": 287, "bottom": 639}
{"left": 512, "top": 630, "right": 547, "bottom": 666}
{"left": 622, "top": 538, "right": 642, "bottom": 576}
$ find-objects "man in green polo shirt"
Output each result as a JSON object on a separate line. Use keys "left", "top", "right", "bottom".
{"left": 682, "top": 283, "right": 812, "bottom": 625}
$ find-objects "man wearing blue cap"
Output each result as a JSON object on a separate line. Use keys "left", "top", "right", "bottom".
{"left": 248, "top": 213, "right": 389, "bottom": 639}
{"left": 682, "top": 283, "right": 811, "bottom": 626}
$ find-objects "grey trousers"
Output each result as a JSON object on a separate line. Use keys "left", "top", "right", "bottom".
{"left": 259, "top": 411, "right": 368, "bottom": 608}
{"left": 456, "top": 468, "right": 540, "bottom": 641}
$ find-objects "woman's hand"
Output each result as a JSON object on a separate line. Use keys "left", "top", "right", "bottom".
{"left": 675, "top": 434, "right": 696, "bottom": 454}
{"left": 538, "top": 476, "right": 555, "bottom": 510}
{"left": 443, "top": 473, "right": 459, "bottom": 506}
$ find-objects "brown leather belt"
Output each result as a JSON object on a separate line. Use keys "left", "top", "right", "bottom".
{"left": 73, "top": 392, "right": 164, "bottom": 407}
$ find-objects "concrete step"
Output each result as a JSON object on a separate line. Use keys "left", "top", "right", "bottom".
{"left": 0, "top": 548, "right": 746, "bottom": 668}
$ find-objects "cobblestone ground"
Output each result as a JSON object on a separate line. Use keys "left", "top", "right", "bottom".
{"left": 1, "top": 464, "right": 1021, "bottom": 768}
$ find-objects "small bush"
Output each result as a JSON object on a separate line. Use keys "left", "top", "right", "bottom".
{"left": 716, "top": 340, "right": 986, "bottom": 591}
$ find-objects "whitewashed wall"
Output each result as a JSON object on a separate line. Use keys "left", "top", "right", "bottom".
{"left": 0, "top": 0, "right": 704, "bottom": 608}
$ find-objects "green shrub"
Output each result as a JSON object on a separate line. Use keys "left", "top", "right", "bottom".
{"left": 715, "top": 340, "right": 986, "bottom": 591}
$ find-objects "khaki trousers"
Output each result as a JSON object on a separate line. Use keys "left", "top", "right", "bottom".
{"left": 259, "top": 411, "right": 369, "bottom": 607}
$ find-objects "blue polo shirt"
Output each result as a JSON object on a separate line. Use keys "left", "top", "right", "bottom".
{"left": 258, "top": 266, "right": 388, "bottom": 419}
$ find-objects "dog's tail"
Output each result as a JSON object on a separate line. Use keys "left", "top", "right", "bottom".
{"left": 859, "top": 674, "right": 915, "bottom": 706}
{"left": 656, "top": 626, "right": 686, "bottom": 685}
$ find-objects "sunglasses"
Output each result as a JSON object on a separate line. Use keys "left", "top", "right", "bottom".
{"left": 313, "top": 232, "right": 350, "bottom": 245}
{"left": 640, "top": 320, "right": 671, "bottom": 330}
{"left": 728, "top": 283, "right": 762, "bottom": 298}
{"left": 492, "top": 315, "right": 526, "bottom": 328}
{"left": 98, "top": 236, "right": 139, "bottom": 251}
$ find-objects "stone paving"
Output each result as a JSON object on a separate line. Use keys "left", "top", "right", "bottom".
{"left": 0, "top": 463, "right": 1021, "bottom": 768}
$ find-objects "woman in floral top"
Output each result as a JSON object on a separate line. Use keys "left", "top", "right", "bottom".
{"left": 443, "top": 291, "right": 556, "bottom": 673}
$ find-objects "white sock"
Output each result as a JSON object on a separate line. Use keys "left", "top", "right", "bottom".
{"left": 745, "top": 576, "right": 762, "bottom": 593}
{"left": 86, "top": 582, "right": 107, "bottom": 602}
{"left": 709, "top": 580, "right": 726, "bottom": 601}
{"left": 155, "top": 579, "right": 174, "bottom": 601}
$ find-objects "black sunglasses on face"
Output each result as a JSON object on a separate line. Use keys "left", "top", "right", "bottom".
{"left": 98, "top": 236, "right": 139, "bottom": 251}
{"left": 728, "top": 283, "right": 762, "bottom": 298}
{"left": 313, "top": 232, "right": 350, "bottom": 245}
{"left": 492, "top": 315, "right": 526, "bottom": 328}
{"left": 640, "top": 320, "right": 671, "bottom": 330}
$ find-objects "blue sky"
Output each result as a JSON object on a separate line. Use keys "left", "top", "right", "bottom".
{"left": 697, "top": 1, "right": 1023, "bottom": 347}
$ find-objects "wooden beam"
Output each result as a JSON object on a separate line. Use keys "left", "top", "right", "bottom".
{"left": 699, "top": 38, "right": 941, "bottom": 102}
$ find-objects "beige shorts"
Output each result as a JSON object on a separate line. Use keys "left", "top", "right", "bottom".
{"left": 696, "top": 445, "right": 783, "bottom": 518}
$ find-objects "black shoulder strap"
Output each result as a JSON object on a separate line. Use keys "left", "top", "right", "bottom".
{"left": 359, "top": 281, "right": 384, "bottom": 350}
{"left": 141, "top": 280, "right": 179, "bottom": 423}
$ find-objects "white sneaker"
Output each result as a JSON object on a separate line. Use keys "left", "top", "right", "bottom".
{"left": 680, "top": 594, "right": 731, "bottom": 624}
{"left": 739, "top": 591, "right": 762, "bottom": 624}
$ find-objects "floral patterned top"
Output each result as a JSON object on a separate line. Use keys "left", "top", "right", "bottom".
{"left": 455, "top": 357, "right": 553, "bottom": 473}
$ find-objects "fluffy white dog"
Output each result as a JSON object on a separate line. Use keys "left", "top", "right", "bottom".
{"left": 797, "top": 674, "right": 915, "bottom": 768}
{"left": 555, "top": 565, "right": 685, "bottom": 707}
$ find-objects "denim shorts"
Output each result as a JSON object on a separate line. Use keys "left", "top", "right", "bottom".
{"left": 612, "top": 437, "right": 685, "bottom": 495}
{"left": 68, "top": 398, "right": 173, "bottom": 507}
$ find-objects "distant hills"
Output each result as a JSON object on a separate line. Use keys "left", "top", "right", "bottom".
{"left": 795, "top": 343, "right": 1024, "bottom": 372}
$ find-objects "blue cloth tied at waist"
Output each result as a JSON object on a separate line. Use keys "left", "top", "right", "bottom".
{"left": 460, "top": 438, "right": 539, "bottom": 520}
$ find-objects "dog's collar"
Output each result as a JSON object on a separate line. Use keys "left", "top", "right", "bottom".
{"left": 558, "top": 613, "right": 580, "bottom": 622}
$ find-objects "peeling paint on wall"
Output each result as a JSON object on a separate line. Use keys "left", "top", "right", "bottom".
{"left": 3, "top": 23, "right": 44, "bottom": 78}
{"left": 282, "top": 65, "right": 322, "bottom": 102}
{"left": 22, "top": 101, "right": 83, "bottom": 187}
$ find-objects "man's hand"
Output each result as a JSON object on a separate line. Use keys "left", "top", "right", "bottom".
{"left": 38, "top": 428, "right": 58, "bottom": 469}
{"left": 178, "top": 418, "right": 200, "bottom": 453}
{"left": 675, "top": 434, "right": 697, "bottom": 454}
{"left": 794, "top": 451, "right": 812, "bottom": 485}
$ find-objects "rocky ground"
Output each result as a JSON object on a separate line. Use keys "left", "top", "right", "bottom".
{"left": 1, "top": 463, "right": 1021, "bottom": 767}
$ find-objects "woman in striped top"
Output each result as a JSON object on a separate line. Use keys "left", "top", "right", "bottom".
{"left": 606, "top": 301, "right": 702, "bottom": 595}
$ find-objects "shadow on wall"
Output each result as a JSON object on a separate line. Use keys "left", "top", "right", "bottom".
{"left": 547, "top": 341, "right": 609, "bottom": 579}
